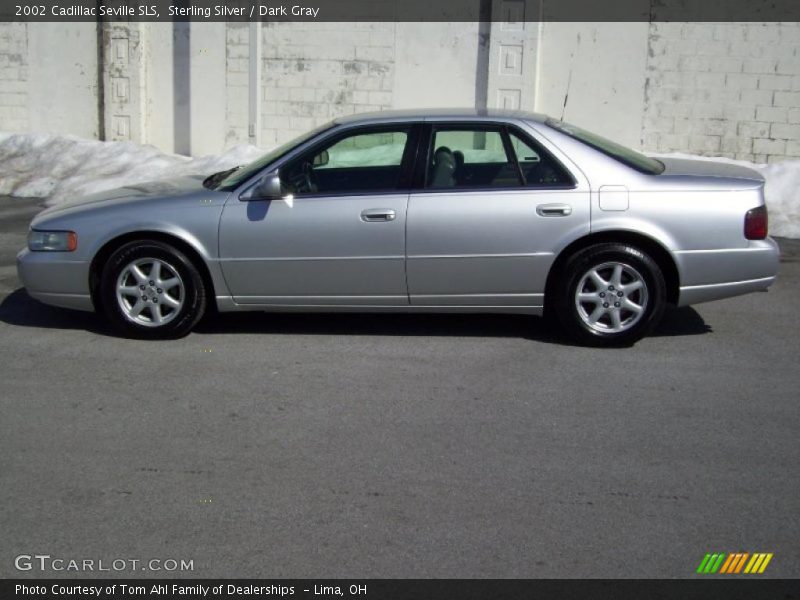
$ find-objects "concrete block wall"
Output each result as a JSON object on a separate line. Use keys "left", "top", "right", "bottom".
{"left": 0, "top": 23, "right": 98, "bottom": 139}
{"left": 642, "top": 22, "right": 800, "bottom": 163}
{"left": 1, "top": 19, "right": 798, "bottom": 164}
{"left": 0, "top": 23, "right": 29, "bottom": 133}
{"left": 225, "top": 23, "right": 250, "bottom": 147}
{"left": 260, "top": 22, "right": 396, "bottom": 146}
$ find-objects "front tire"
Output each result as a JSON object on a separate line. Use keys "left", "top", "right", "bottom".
{"left": 553, "top": 243, "right": 666, "bottom": 346}
{"left": 99, "top": 240, "right": 207, "bottom": 339}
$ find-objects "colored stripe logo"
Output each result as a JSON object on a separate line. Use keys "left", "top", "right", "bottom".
{"left": 697, "top": 552, "right": 773, "bottom": 574}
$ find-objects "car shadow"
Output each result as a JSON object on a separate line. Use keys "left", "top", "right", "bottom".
{"left": 653, "top": 304, "right": 713, "bottom": 337}
{"left": 0, "top": 288, "right": 112, "bottom": 336}
{"left": 195, "top": 305, "right": 712, "bottom": 341}
{"left": 0, "top": 287, "right": 712, "bottom": 343}
{"left": 194, "top": 310, "right": 565, "bottom": 342}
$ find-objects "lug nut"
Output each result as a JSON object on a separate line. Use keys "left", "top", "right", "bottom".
{"left": 603, "top": 302, "right": 609, "bottom": 308}
{"left": 139, "top": 284, "right": 145, "bottom": 290}
{"left": 141, "top": 295, "right": 147, "bottom": 301}
{"left": 149, "top": 280, "right": 155, "bottom": 286}
{"left": 609, "top": 285, "right": 615, "bottom": 291}
{"left": 152, "top": 298, "right": 158, "bottom": 303}
{"left": 617, "top": 291, "right": 624, "bottom": 297}
{"left": 599, "top": 292, "right": 606, "bottom": 298}
{"left": 614, "top": 302, "right": 621, "bottom": 307}
{"left": 156, "top": 288, "right": 163, "bottom": 294}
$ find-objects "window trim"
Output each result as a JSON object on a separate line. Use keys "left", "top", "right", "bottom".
{"left": 501, "top": 125, "right": 526, "bottom": 185}
{"left": 413, "top": 121, "right": 577, "bottom": 193}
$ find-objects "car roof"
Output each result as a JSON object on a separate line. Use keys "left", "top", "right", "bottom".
{"left": 332, "top": 108, "right": 551, "bottom": 125}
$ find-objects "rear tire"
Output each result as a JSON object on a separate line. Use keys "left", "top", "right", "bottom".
{"left": 99, "top": 240, "right": 207, "bottom": 339}
{"left": 553, "top": 243, "right": 666, "bottom": 346}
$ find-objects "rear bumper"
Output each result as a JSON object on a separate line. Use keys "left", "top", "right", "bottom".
{"left": 678, "top": 275, "right": 776, "bottom": 306}
{"left": 16, "top": 248, "right": 95, "bottom": 312}
{"left": 675, "top": 238, "right": 780, "bottom": 306}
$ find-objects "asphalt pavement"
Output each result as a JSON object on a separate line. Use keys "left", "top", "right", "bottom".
{"left": 1, "top": 196, "right": 798, "bottom": 578}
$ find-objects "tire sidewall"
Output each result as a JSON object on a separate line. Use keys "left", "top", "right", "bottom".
{"left": 556, "top": 244, "right": 666, "bottom": 346}
{"left": 99, "top": 241, "right": 205, "bottom": 339}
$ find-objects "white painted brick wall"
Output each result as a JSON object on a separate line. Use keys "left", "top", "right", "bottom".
{"left": 0, "top": 23, "right": 29, "bottom": 132}
{"left": 3, "top": 21, "right": 797, "bottom": 165}
{"left": 259, "top": 22, "right": 395, "bottom": 146}
{"left": 643, "top": 22, "right": 800, "bottom": 163}
{"left": 225, "top": 23, "right": 249, "bottom": 146}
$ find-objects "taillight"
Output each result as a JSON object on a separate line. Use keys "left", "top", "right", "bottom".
{"left": 744, "top": 205, "right": 768, "bottom": 240}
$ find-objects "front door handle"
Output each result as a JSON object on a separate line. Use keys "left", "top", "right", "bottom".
{"left": 536, "top": 203, "right": 572, "bottom": 217}
{"left": 361, "top": 208, "right": 396, "bottom": 222}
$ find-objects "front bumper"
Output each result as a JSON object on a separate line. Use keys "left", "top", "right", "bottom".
{"left": 16, "top": 247, "right": 94, "bottom": 312}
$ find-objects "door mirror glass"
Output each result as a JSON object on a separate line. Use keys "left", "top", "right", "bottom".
{"left": 241, "top": 172, "right": 290, "bottom": 201}
{"left": 312, "top": 150, "right": 329, "bottom": 167}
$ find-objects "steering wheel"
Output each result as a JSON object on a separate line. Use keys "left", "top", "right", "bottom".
{"left": 285, "top": 161, "right": 317, "bottom": 194}
{"left": 301, "top": 162, "right": 317, "bottom": 193}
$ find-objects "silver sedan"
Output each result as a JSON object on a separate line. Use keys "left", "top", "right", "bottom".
{"left": 16, "top": 109, "right": 780, "bottom": 345}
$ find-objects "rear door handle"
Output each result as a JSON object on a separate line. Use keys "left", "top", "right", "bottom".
{"left": 536, "top": 203, "right": 572, "bottom": 217}
{"left": 361, "top": 208, "right": 396, "bottom": 222}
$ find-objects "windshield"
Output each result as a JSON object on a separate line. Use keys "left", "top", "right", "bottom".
{"left": 215, "top": 122, "right": 336, "bottom": 191}
{"left": 545, "top": 119, "right": 664, "bottom": 175}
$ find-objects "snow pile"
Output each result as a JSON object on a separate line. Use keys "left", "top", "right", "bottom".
{"left": 656, "top": 152, "right": 800, "bottom": 239}
{"left": 0, "top": 132, "right": 797, "bottom": 238}
{"left": 0, "top": 132, "right": 264, "bottom": 205}
{"left": 760, "top": 160, "right": 800, "bottom": 239}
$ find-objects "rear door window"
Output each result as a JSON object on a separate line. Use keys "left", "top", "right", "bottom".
{"left": 424, "top": 125, "right": 573, "bottom": 190}
{"left": 507, "top": 130, "right": 574, "bottom": 187}
{"left": 426, "top": 128, "right": 520, "bottom": 189}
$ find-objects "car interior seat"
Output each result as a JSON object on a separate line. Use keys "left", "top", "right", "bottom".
{"left": 430, "top": 146, "right": 456, "bottom": 188}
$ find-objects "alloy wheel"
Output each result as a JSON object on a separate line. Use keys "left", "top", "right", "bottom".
{"left": 574, "top": 261, "right": 649, "bottom": 334}
{"left": 115, "top": 258, "right": 185, "bottom": 327}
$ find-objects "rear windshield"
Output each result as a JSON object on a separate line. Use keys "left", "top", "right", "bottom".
{"left": 546, "top": 119, "right": 665, "bottom": 175}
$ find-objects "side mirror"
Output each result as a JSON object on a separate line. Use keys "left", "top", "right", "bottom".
{"left": 312, "top": 150, "right": 329, "bottom": 167}
{"left": 241, "top": 172, "right": 289, "bottom": 201}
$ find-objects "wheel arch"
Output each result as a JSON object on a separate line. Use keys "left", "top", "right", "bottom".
{"left": 89, "top": 231, "right": 217, "bottom": 312}
{"left": 545, "top": 230, "right": 680, "bottom": 306}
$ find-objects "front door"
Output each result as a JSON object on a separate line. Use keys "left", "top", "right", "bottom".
{"left": 219, "top": 125, "right": 419, "bottom": 306}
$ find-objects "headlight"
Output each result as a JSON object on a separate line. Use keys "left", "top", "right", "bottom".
{"left": 28, "top": 230, "right": 77, "bottom": 252}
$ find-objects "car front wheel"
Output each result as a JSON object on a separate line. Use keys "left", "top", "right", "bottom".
{"left": 99, "top": 240, "right": 207, "bottom": 339}
{"left": 554, "top": 243, "right": 666, "bottom": 346}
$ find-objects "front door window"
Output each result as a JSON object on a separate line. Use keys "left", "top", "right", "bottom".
{"left": 281, "top": 129, "right": 411, "bottom": 196}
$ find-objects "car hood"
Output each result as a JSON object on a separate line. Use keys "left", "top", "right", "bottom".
{"left": 36, "top": 175, "right": 209, "bottom": 219}
{"left": 656, "top": 157, "right": 764, "bottom": 182}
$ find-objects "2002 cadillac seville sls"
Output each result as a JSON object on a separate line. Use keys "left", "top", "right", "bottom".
{"left": 17, "top": 109, "right": 780, "bottom": 345}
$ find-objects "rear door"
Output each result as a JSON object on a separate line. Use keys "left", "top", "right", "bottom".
{"left": 406, "top": 121, "right": 590, "bottom": 307}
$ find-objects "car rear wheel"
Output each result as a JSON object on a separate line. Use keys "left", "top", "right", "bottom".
{"left": 99, "top": 240, "right": 206, "bottom": 339}
{"left": 554, "top": 243, "right": 666, "bottom": 346}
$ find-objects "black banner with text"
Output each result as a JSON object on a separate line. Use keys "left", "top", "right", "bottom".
{"left": 4, "top": 579, "right": 800, "bottom": 600}
{"left": 3, "top": 0, "right": 800, "bottom": 23}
